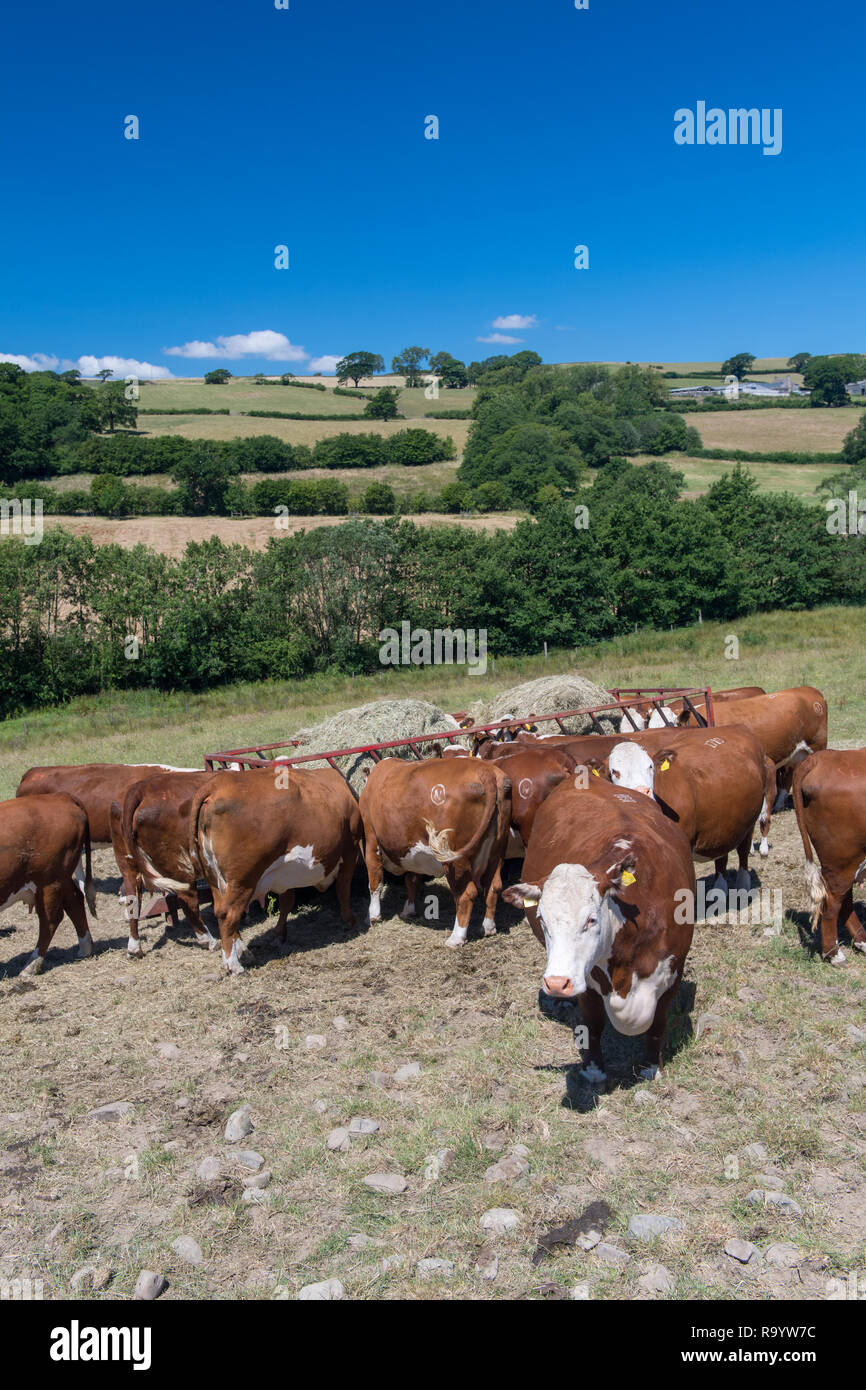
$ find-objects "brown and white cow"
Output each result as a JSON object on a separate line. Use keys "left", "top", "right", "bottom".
{"left": 624, "top": 686, "right": 766, "bottom": 729}
{"left": 190, "top": 767, "right": 363, "bottom": 973}
{"left": 502, "top": 775, "right": 695, "bottom": 1082}
{"left": 0, "top": 793, "right": 97, "bottom": 975}
{"left": 793, "top": 749, "right": 866, "bottom": 964}
{"left": 360, "top": 757, "right": 511, "bottom": 946}
{"left": 17, "top": 762, "right": 200, "bottom": 842}
{"left": 476, "top": 745, "right": 576, "bottom": 858}
{"left": 677, "top": 687, "right": 827, "bottom": 806}
{"left": 109, "top": 771, "right": 218, "bottom": 957}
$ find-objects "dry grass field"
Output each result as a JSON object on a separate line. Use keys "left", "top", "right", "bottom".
{"left": 1, "top": 610, "right": 865, "bottom": 1301}
{"left": 691, "top": 409, "right": 860, "bottom": 453}
{"left": 135, "top": 412, "right": 472, "bottom": 455}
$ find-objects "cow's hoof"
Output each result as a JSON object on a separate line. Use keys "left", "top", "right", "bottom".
{"left": 578, "top": 1061, "right": 606, "bottom": 1084}
{"left": 638, "top": 1064, "right": 660, "bottom": 1081}
{"left": 852, "top": 940, "right": 866, "bottom": 955}
{"left": 444, "top": 933, "right": 467, "bottom": 948}
{"left": 127, "top": 938, "right": 143, "bottom": 958}
{"left": 827, "top": 947, "right": 847, "bottom": 965}
{"left": 399, "top": 904, "right": 417, "bottom": 921}
{"left": 758, "top": 837, "right": 770, "bottom": 857}
{"left": 77, "top": 931, "right": 93, "bottom": 960}
{"left": 21, "top": 952, "right": 44, "bottom": 977}
{"left": 482, "top": 918, "right": 497, "bottom": 937}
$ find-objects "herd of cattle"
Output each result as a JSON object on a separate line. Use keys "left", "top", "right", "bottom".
{"left": 2, "top": 681, "right": 864, "bottom": 1083}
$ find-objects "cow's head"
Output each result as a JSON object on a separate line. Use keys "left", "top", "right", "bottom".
{"left": 502, "top": 844, "right": 636, "bottom": 999}
{"left": 647, "top": 706, "right": 677, "bottom": 728}
{"left": 608, "top": 742, "right": 655, "bottom": 797}
{"left": 622, "top": 706, "right": 646, "bottom": 731}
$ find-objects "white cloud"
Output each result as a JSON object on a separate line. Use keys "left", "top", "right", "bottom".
{"left": 75, "top": 355, "right": 173, "bottom": 380}
{"left": 0, "top": 351, "right": 172, "bottom": 379}
{"left": 0, "top": 352, "right": 61, "bottom": 372}
{"left": 492, "top": 314, "right": 538, "bottom": 331}
{"left": 163, "top": 329, "right": 307, "bottom": 362}
{"left": 308, "top": 354, "right": 342, "bottom": 374}
{"left": 477, "top": 333, "right": 522, "bottom": 345}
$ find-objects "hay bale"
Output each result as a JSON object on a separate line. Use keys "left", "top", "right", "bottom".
{"left": 479, "top": 674, "right": 620, "bottom": 736}
{"left": 285, "top": 699, "right": 462, "bottom": 794}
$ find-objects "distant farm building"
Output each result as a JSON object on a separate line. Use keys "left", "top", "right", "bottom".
{"left": 846, "top": 379, "right": 866, "bottom": 398}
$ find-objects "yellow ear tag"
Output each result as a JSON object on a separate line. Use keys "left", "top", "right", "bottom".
{"left": 523, "top": 897, "right": 539, "bottom": 909}
{"left": 660, "top": 759, "right": 670, "bottom": 772}
{"left": 591, "top": 767, "right": 600, "bottom": 777}
{"left": 620, "top": 870, "right": 636, "bottom": 886}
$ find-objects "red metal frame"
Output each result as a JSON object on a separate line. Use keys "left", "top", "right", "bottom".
{"left": 204, "top": 687, "right": 714, "bottom": 773}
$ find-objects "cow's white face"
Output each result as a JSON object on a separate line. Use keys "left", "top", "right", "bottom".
{"left": 648, "top": 707, "right": 676, "bottom": 728}
{"left": 623, "top": 707, "right": 645, "bottom": 731}
{"left": 608, "top": 742, "right": 655, "bottom": 797}
{"left": 532, "top": 863, "right": 624, "bottom": 999}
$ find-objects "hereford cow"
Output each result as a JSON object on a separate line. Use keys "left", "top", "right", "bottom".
{"left": 190, "top": 767, "right": 363, "bottom": 973}
{"left": 793, "top": 750, "right": 866, "bottom": 964}
{"left": 17, "top": 762, "right": 200, "bottom": 842}
{"left": 0, "top": 793, "right": 97, "bottom": 975}
{"left": 677, "top": 687, "right": 827, "bottom": 806}
{"left": 360, "top": 757, "right": 511, "bottom": 946}
{"left": 623, "top": 686, "right": 766, "bottom": 730}
{"left": 502, "top": 776, "right": 695, "bottom": 1081}
{"left": 476, "top": 745, "right": 576, "bottom": 857}
{"left": 109, "top": 771, "right": 217, "bottom": 956}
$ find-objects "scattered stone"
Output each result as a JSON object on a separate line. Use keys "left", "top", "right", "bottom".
{"left": 327, "top": 1127, "right": 351, "bottom": 1153}
{"left": 484, "top": 1154, "right": 530, "bottom": 1185}
{"left": 482, "top": 1131, "right": 507, "bottom": 1152}
{"left": 732, "top": 1049, "right": 750, "bottom": 1070}
{"left": 297, "top": 1278, "right": 346, "bottom": 1300}
{"left": 311, "top": 1099, "right": 329, "bottom": 1115}
{"left": 593, "top": 1242, "right": 631, "bottom": 1265}
{"left": 224, "top": 1105, "right": 253, "bottom": 1143}
{"left": 243, "top": 1168, "right": 272, "bottom": 1190}
{"left": 480, "top": 1207, "right": 521, "bottom": 1235}
{"left": 634, "top": 1089, "right": 656, "bottom": 1108}
{"left": 332, "top": 1016, "right": 349, "bottom": 1032}
{"left": 847, "top": 1025, "right": 866, "bottom": 1045}
{"left": 416, "top": 1258, "right": 453, "bottom": 1278}
{"left": 737, "top": 986, "right": 765, "bottom": 1004}
{"left": 725, "top": 1238, "right": 758, "bottom": 1264}
{"left": 637, "top": 1262, "right": 675, "bottom": 1293}
{"left": 628, "top": 1213, "right": 683, "bottom": 1240}
{"left": 233, "top": 1150, "right": 264, "bottom": 1172}
{"left": 174, "top": 1097, "right": 191, "bottom": 1111}
{"left": 348, "top": 1116, "right": 380, "bottom": 1136}
{"left": 347, "top": 1233, "right": 386, "bottom": 1250}
{"left": 379, "top": 1254, "right": 403, "bottom": 1274}
{"left": 696, "top": 1012, "right": 723, "bottom": 1039}
{"left": 363, "top": 1172, "right": 408, "bottom": 1195}
{"left": 368, "top": 1071, "right": 392, "bottom": 1089}
{"left": 304, "top": 1034, "right": 327, "bottom": 1050}
{"left": 162, "top": 1141, "right": 183, "bottom": 1154}
{"left": 394, "top": 1062, "right": 422, "bottom": 1082}
{"left": 754, "top": 1172, "right": 786, "bottom": 1191}
{"left": 511, "top": 1143, "right": 530, "bottom": 1159}
{"left": 156, "top": 1043, "right": 182, "bottom": 1060}
{"left": 134, "top": 1270, "right": 167, "bottom": 1301}
{"left": 475, "top": 1244, "right": 498, "bottom": 1281}
{"left": 764, "top": 1241, "right": 801, "bottom": 1269}
{"left": 569, "top": 1281, "right": 591, "bottom": 1300}
{"left": 196, "top": 1157, "right": 221, "bottom": 1183}
{"left": 88, "top": 1101, "right": 133, "bottom": 1123}
{"left": 427, "top": 1148, "right": 456, "bottom": 1177}
{"left": 242, "top": 1187, "right": 270, "bottom": 1204}
{"left": 171, "top": 1236, "right": 203, "bottom": 1267}
{"left": 741, "top": 1142, "right": 769, "bottom": 1164}
{"left": 746, "top": 1190, "right": 803, "bottom": 1217}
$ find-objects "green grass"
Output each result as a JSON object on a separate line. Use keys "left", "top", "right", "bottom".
{"left": 2, "top": 604, "right": 863, "bottom": 800}
{"left": 639, "top": 455, "right": 833, "bottom": 501}
{"left": 125, "top": 378, "right": 475, "bottom": 423}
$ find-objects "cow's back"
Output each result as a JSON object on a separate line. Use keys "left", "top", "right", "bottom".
{"left": 17, "top": 763, "right": 186, "bottom": 842}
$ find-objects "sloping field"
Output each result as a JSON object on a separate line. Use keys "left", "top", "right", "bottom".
{"left": 691, "top": 408, "right": 860, "bottom": 453}
{"left": 135, "top": 413, "right": 471, "bottom": 454}
{"left": 131, "top": 379, "right": 474, "bottom": 422}
{"left": 0, "top": 609, "right": 865, "bottom": 1300}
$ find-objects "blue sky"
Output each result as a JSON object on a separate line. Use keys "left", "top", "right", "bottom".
{"left": 0, "top": 0, "right": 862, "bottom": 377}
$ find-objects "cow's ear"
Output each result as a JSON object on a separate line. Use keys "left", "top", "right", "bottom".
{"left": 598, "top": 846, "right": 637, "bottom": 891}
{"left": 502, "top": 882, "right": 542, "bottom": 909}
{"left": 676, "top": 708, "right": 691, "bottom": 726}
{"left": 429, "top": 743, "right": 443, "bottom": 758}
{"left": 655, "top": 748, "right": 677, "bottom": 772}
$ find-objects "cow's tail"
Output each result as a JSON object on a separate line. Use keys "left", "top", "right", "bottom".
{"left": 757, "top": 755, "right": 775, "bottom": 855}
{"left": 188, "top": 781, "right": 212, "bottom": 883}
{"left": 792, "top": 758, "right": 825, "bottom": 927}
{"left": 67, "top": 793, "right": 97, "bottom": 916}
{"left": 422, "top": 821, "right": 461, "bottom": 863}
{"left": 121, "top": 782, "right": 147, "bottom": 875}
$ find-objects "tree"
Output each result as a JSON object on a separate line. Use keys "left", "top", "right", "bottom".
{"left": 90, "top": 473, "right": 129, "bottom": 517}
{"left": 429, "top": 352, "right": 468, "bottom": 388}
{"left": 279, "top": 372, "right": 295, "bottom": 384}
{"left": 842, "top": 413, "right": 866, "bottom": 466}
{"left": 171, "top": 447, "right": 238, "bottom": 514}
{"left": 204, "top": 368, "right": 233, "bottom": 385}
{"left": 361, "top": 482, "right": 396, "bottom": 514}
{"left": 806, "top": 360, "right": 849, "bottom": 407}
{"left": 721, "top": 353, "right": 755, "bottom": 378}
{"left": 391, "top": 346, "right": 430, "bottom": 388}
{"left": 335, "top": 352, "right": 384, "bottom": 387}
{"left": 95, "top": 368, "right": 113, "bottom": 382}
{"left": 803, "top": 354, "right": 866, "bottom": 388}
{"left": 787, "top": 352, "right": 812, "bottom": 373}
{"left": 94, "top": 382, "right": 137, "bottom": 434}
{"left": 364, "top": 386, "right": 401, "bottom": 420}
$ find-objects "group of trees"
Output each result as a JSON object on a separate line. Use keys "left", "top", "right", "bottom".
{"left": 0, "top": 364, "right": 138, "bottom": 481}
{"left": 2, "top": 458, "right": 863, "bottom": 718}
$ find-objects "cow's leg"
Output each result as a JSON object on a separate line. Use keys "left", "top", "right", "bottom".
{"left": 734, "top": 832, "right": 752, "bottom": 895}
{"left": 213, "top": 886, "right": 251, "bottom": 974}
{"left": 480, "top": 860, "right": 503, "bottom": 937}
{"left": 178, "top": 888, "right": 218, "bottom": 949}
{"left": 820, "top": 868, "right": 866, "bottom": 963}
{"left": 574, "top": 989, "right": 606, "bottom": 1083}
{"left": 710, "top": 858, "right": 729, "bottom": 912}
{"left": 640, "top": 979, "right": 679, "bottom": 1080}
{"left": 21, "top": 885, "right": 64, "bottom": 976}
{"left": 444, "top": 869, "right": 477, "bottom": 947}
{"left": 364, "top": 831, "right": 384, "bottom": 925}
{"left": 335, "top": 857, "right": 356, "bottom": 930}
{"left": 400, "top": 871, "right": 420, "bottom": 921}
{"left": 61, "top": 877, "right": 93, "bottom": 960}
{"left": 275, "top": 890, "right": 295, "bottom": 945}
{"left": 840, "top": 887, "right": 866, "bottom": 955}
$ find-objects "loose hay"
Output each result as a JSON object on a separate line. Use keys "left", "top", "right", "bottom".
{"left": 287, "top": 699, "right": 462, "bottom": 793}
{"left": 479, "top": 674, "right": 620, "bottom": 735}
